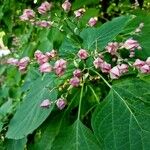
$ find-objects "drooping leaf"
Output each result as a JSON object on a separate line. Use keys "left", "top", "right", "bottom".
{"left": 80, "top": 16, "right": 132, "bottom": 51}
{"left": 6, "top": 74, "right": 58, "bottom": 139}
{"left": 92, "top": 79, "right": 150, "bottom": 149}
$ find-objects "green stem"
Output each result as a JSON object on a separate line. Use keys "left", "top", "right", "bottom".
{"left": 88, "top": 85, "right": 99, "bottom": 103}
{"left": 90, "top": 69, "right": 112, "bottom": 88}
{"left": 77, "top": 84, "right": 84, "bottom": 120}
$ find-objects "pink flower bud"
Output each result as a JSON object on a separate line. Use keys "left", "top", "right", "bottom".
{"left": 19, "top": 57, "right": 30, "bottom": 66}
{"left": 62, "top": 0, "right": 71, "bottom": 12}
{"left": 40, "top": 99, "right": 51, "bottom": 108}
{"left": 73, "top": 69, "right": 82, "bottom": 78}
{"left": 74, "top": 8, "right": 86, "bottom": 18}
{"left": 88, "top": 17, "right": 98, "bottom": 27}
{"left": 36, "top": 20, "right": 52, "bottom": 28}
{"left": 18, "top": 57, "right": 30, "bottom": 72}
{"left": 34, "top": 50, "right": 43, "bottom": 60}
{"left": 110, "top": 66, "right": 120, "bottom": 79}
{"left": 39, "top": 62, "right": 52, "bottom": 73}
{"left": 37, "top": 54, "right": 49, "bottom": 65}
{"left": 133, "top": 59, "right": 145, "bottom": 69}
{"left": 20, "top": 9, "right": 35, "bottom": 21}
{"left": 77, "top": 49, "right": 88, "bottom": 60}
{"left": 38, "top": 1, "right": 52, "bottom": 14}
{"left": 93, "top": 57, "right": 103, "bottom": 69}
{"left": 146, "top": 57, "right": 150, "bottom": 66}
{"left": 45, "top": 49, "right": 57, "bottom": 58}
{"left": 129, "top": 51, "right": 135, "bottom": 58}
{"left": 100, "top": 62, "right": 111, "bottom": 73}
{"left": 117, "top": 64, "right": 128, "bottom": 74}
{"left": 123, "top": 38, "right": 141, "bottom": 51}
{"left": 105, "top": 42, "right": 119, "bottom": 55}
{"left": 56, "top": 98, "right": 67, "bottom": 110}
{"left": 140, "top": 64, "right": 150, "bottom": 73}
{"left": 69, "top": 77, "right": 80, "bottom": 87}
{"left": 54, "top": 59, "right": 67, "bottom": 76}
{"left": 7, "top": 58, "right": 19, "bottom": 66}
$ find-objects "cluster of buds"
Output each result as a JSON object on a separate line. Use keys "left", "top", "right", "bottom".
{"left": 34, "top": 49, "right": 60, "bottom": 74}
{"left": 69, "top": 69, "right": 82, "bottom": 87}
{"left": 40, "top": 98, "right": 67, "bottom": 110}
{"left": 20, "top": 9, "right": 35, "bottom": 21}
{"left": 7, "top": 57, "right": 30, "bottom": 72}
{"left": 62, "top": 0, "right": 71, "bottom": 12}
{"left": 93, "top": 56, "right": 129, "bottom": 79}
{"left": 74, "top": 8, "right": 86, "bottom": 18}
{"left": 105, "top": 38, "right": 141, "bottom": 58}
{"left": 133, "top": 58, "right": 150, "bottom": 73}
{"left": 38, "top": 1, "right": 52, "bottom": 14}
{"left": 88, "top": 17, "right": 98, "bottom": 27}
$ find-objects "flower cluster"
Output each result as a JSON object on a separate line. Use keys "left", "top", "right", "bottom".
{"left": 7, "top": 57, "right": 30, "bottom": 72}
{"left": 34, "top": 50, "right": 67, "bottom": 76}
{"left": 40, "top": 98, "right": 67, "bottom": 110}
{"left": 19, "top": 1, "right": 98, "bottom": 29}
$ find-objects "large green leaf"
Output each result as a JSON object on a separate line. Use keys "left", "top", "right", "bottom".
{"left": 92, "top": 79, "right": 150, "bottom": 150}
{"left": 6, "top": 74, "right": 58, "bottom": 139}
{"left": 30, "top": 89, "right": 81, "bottom": 150}
{"left": 51, "top": 120, "right": 101, "bottom": 150}
{"left": 80, "top": 16, "right": 132, "bottom": 51}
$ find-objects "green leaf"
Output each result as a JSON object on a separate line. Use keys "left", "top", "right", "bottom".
{"left": 92, "top": 79, "right": 150, "bottom": 149}
{"left": 80, "top": 16, "right": 132, "bottom": 51}
{"left": 51, "top": 120, "right": 101, "bottom": 150}
{"left": 59, "top": 38, "right": 80, "bottom": 58}
{"left": 6, "top": 74, "right": 58, "bottom": 139}
{"left": 6, "top": 138, "right": 27, "bottom": 150}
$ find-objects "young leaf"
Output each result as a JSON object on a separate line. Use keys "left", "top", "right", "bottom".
{"left": 6, "top": 74, "right": 58, "bottom": 139}
{"left": 92, "top": 79, "right": 150, "bottom": 149}
{"left": 80, "top": 16, "right": 132, "bottom": 51}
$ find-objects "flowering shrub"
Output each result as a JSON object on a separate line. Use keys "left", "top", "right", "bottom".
{"left": 0, "top": 0, "right": 150, "bottom": 150}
